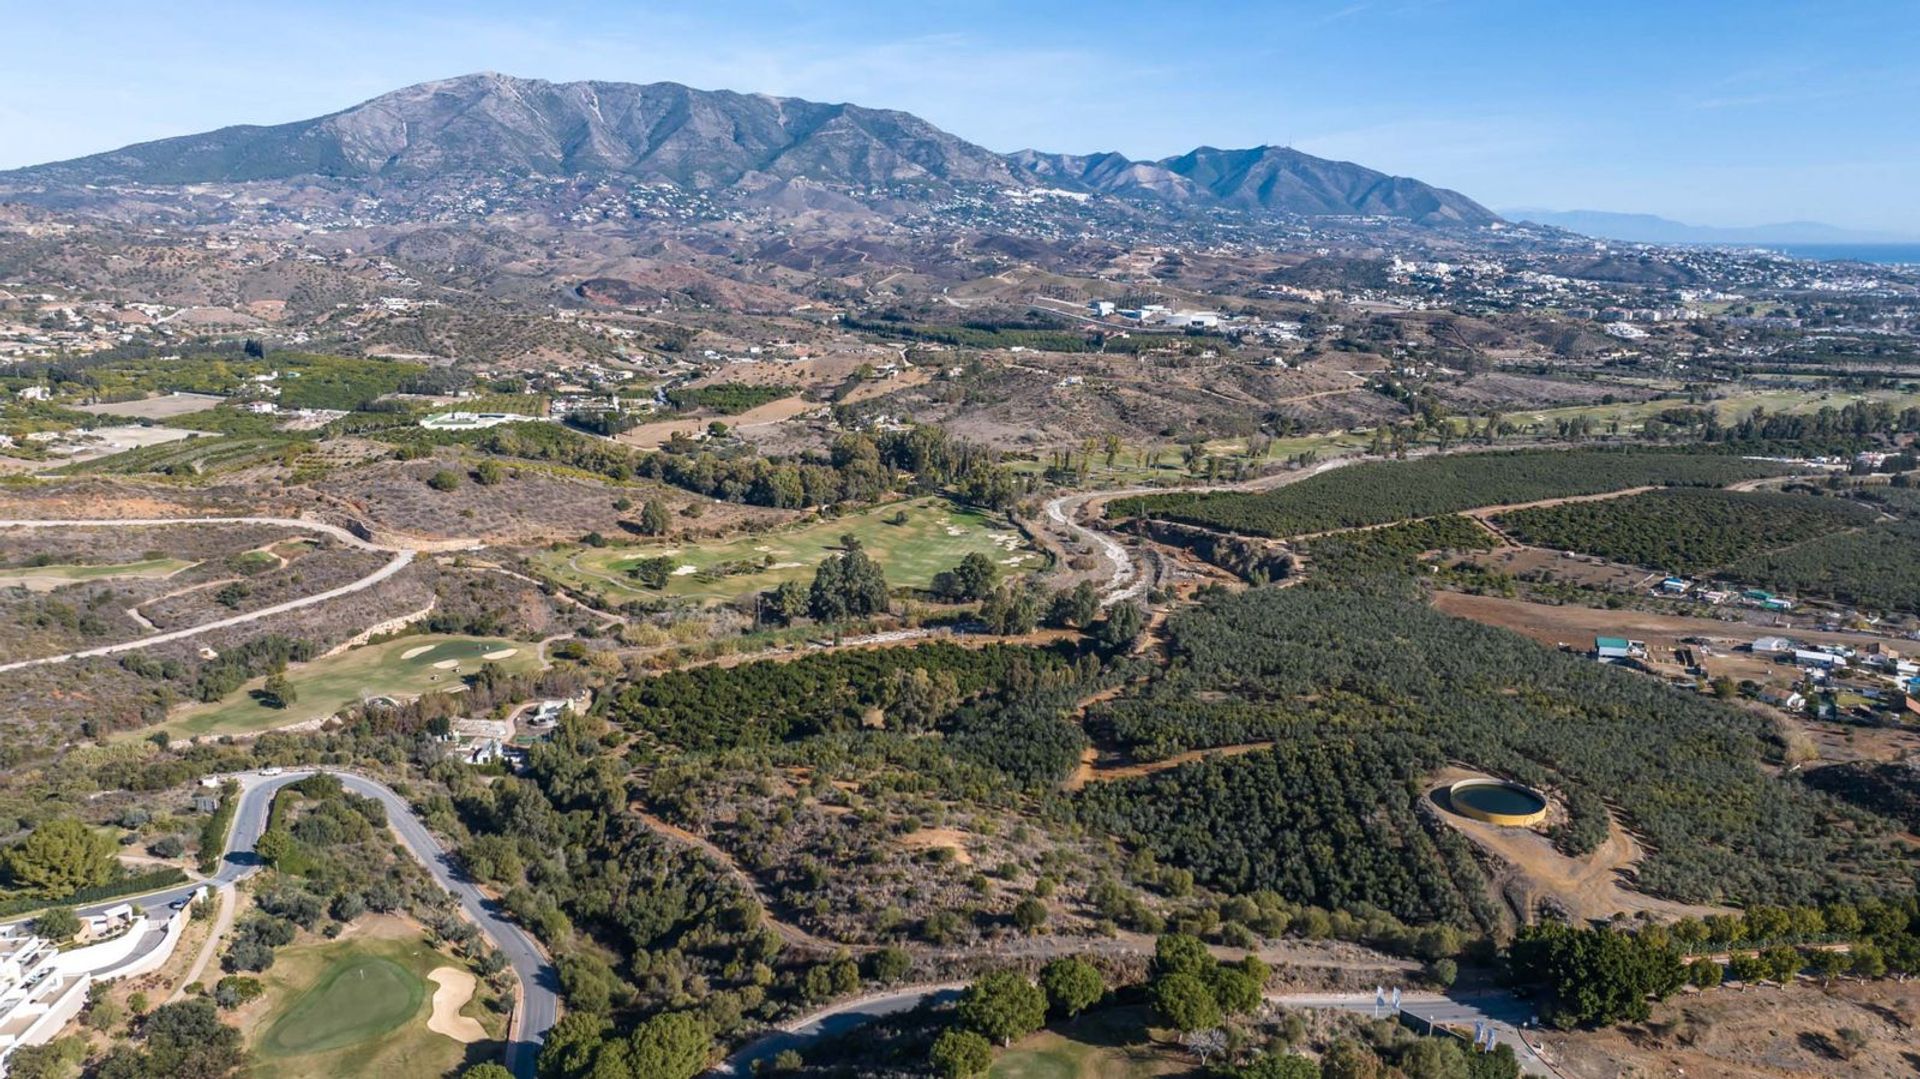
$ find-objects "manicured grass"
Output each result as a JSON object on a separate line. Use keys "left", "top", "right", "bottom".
{"left": 0, "top": 557, "right": 193, "bottom": 587}
{"left": 157, "top": 634, "right": 540, "bottom": 739}
{"left": 245, "top": 920, "right": 487, "bottom": 1079}
{"left": 261, "top": 955, "right": 423, "bottom": 1056}
{"left": 988, "top": 1007, "right": 1186, "bottom": 1079}
{"left": 535, "top": 497, "right": 1042, "bottom": 605}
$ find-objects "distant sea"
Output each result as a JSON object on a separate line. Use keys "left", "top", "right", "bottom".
{"left": 1762, "top": 243, "right": 1920, "bottom": 265}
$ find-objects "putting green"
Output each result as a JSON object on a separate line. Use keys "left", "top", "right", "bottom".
{"left": 244, "top": 920, "right": 501, "bottom": 1079}
{"left": 260, "top": 955, "right": 424, "bottom": 1057}
{"left": 534, "top": 497, "right": 1043, "bottom": 605}
{"left": 155, "top": 634, "right": 540, "bottom": 739}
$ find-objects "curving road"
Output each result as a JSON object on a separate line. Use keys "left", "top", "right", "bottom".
{"left": 714, "top": 984, "right": 1560, "bottom": 1078}
{"left": 52, "top": 769, "right": 556, "bottom": 1079}
{"left": 1040, "top": 457, "right": 1353, "bottom": 606}
{"left": 0, "top": 517, "right": 415, "bottom": 674}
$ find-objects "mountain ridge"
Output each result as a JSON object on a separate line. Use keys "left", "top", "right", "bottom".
{"left": 1, "top": 72, "right": 1498, "bottom": 227}
{"left": 1505, "top": 208, "right": 1916, "bottom": 246}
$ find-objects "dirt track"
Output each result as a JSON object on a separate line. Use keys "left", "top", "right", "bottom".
{"left": 1431, "top": 591, "right": 1895, "bottom": 655}
{"left": 1430, "top": 770, "right": 1726, "bottom": 924}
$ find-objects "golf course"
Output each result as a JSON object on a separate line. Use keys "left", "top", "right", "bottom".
{"left": 245, "top": 918, "right": 499, "bottom": 1079}
{"left": 534, "top": 496, "right": 1043, "bottom": 605}
{"left": 0, "top": 556, "right": 194, "bottom": 591}
{"left": 988, "top": 1007, "right": 1186, "bottom": 1079}
{"left": 156, "top": 634, "right": 541, "bottom": 740}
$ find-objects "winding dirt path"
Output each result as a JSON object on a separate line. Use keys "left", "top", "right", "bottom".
{"left": 1064, "top": 740, "right": 1277, "bottom": 790}
{"left": 0, "top": 516, "right": 417, "bottom": 672}
{"left": 631, "top": 808, "right": 849, "bottom": 952}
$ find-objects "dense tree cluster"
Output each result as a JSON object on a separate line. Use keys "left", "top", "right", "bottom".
{"left": 663, "top": 382, "right": 790, "bottom": 415}
{"left": 1494, "top": 488, "right": 1878, "bottom": 574}
{"left": 1299, "top": 516, "right": 1494, "bottom": 592}
{"left": 3, "top": 817, "right": 117, "bottom": 895}
{"left": 394, "top": 419, "right": 1024, "bottom": 510}
{"left": 637, "top": 426, "right": 1021, "bottom": 511}
{"left": 1507, "top": 922, "right": 1686, "bottom": 1027}
{"left": 1111, "top": 450, "right": 1787, "bottom": 537}
{"left": 1724, "top": 518, "right": 1920, "bottom": 615}
{"left": 454, "top": 713, "right": 782, "bottom": 1077}
{"left": 807, "top": 537, "right": 890, "bottom": 622}
{"left": 1080, "top": 731, "right": 1496, "bottom": 928}
{"left": 604, "top": 642, "right": 1074, "bottom": 750}
{"left": 1647, "top": 400, "right": 1920, "bottom": 452}
{"left": 1081, "top": 589, "right": 1911, "bottom": 910}
{"left": 1802, "top": 762, "right": 1920, "bottom": 833}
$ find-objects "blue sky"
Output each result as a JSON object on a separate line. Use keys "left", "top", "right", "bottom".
{"left": 4, "top": 0, "right": 1917, "bottom": 232}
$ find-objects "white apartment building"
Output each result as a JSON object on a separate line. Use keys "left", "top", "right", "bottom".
{"left": 0, "top": 926, "right": 90, "bottom": 1073}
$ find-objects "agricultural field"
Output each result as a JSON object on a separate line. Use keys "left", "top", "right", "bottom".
{"left": 74, "top": 391, "right": 227, "bottom": 420}
{"left": 1493, "top": 488, "right": 1882, "bottom": 574}
{"left": 535, "top": 497, "right": 1041, "bottom": 605}
{"left": 1723, "top": 519, "right": 1920, "bottom": 616}
{"left": 1112, "top": 450, "right": 1791, "bottom": 538}
{"left": 40, "top": 352, "right": 428, "bottom": 411}
{"left": 51, "top": 432, "right": 300, "bottom": 476}
{"left": 0, "top": 556, "right": 193, "bottom": 591}
{"left": 156, "top": 634, "right": 541, "bottom": 739}
{"left": 1077, "top": 588, "right": 1913, "bottom": 917}
{"left": 243, "top": 917, "right": 499, "bottom": 1079}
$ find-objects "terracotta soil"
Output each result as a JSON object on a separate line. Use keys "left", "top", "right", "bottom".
{"left": 1547, "top": 979, "right": 1920, "bottom": 1079}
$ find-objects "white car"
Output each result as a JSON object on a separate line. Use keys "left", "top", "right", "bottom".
{"left": 258, "top": 767, "right": 283, "bottom": 777}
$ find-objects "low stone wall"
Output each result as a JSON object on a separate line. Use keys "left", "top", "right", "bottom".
{"left": 321, "top": 601, "right": 437, "bottom": 658}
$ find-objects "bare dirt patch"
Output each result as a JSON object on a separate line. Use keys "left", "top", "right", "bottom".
{"left": 1547, "top": 980, "right": 1920, "bottom": 1079}
{"left": 1431, "top": 591, "right": 1893, "bottom": 686}
{"left": 895, "top": 827, "right": 974, "bottom": 865}
{"left": 75, "top": 392, "right": 226, "bottom": 420}
{"left": 1065, "top": 741, "right": 1275, "bottom": 791}
{"left": 1428, "top": 768, "right": 1725, "bottom": 925}
{"left": 613, "top": 395, "right": 819, "bottom": 449}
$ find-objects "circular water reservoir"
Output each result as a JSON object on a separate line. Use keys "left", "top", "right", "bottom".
{"left": 1446, "top": 778, "right": 1549, "bottom": 826}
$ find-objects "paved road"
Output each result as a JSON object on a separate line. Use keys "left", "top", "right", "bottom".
{"left": 712, "top": 984, "right": 967, "bottom": 1076}
{"left": 1040, "top": 457, "right": 1353, "bottom": 606}
{"left": 0, "top": 516, "right": 416, "bottom": 673}
{"left": 49, "top": 769, "right": 556, "bottom": 1079}
{"left": 1274, "top": 991, "right": 1560, "bottom": 1077}
{"left": 712, "top": 984, "right": 1560, "bottom": 1077}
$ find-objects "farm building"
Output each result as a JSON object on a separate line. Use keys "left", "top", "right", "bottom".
{"left": 1594, "top": 636, "right": 1647, "bottom": 661}
{"left": 1759, "top": 687, "right": 1807, "bottom": 711}
{"left": 1752, "top": 636, "right": 1796, "bottom": 654}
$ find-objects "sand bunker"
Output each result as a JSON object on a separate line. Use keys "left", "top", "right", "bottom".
{"left": 481, "top": 648, "right": 518, "bottom": 660}
{"left": 425, "top": 967, "right": 486, "bottom": 1043}
{"left": 671, "top": 564, "right": 698, "bottom": 576}
{"left": 401, "top": 645, "right": 435, "bottom": 660}
{"left": 432, "top": 659, "right": 461, "bottom": 670}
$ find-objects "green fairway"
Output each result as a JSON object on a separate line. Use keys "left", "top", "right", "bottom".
{"left": 534, "top": 497, "right": 1043, "bottom": 605}
{"left": 0, "top": 557, "right": 194, "bottom": 590}
{"left": 245, "top": 920, "right": 497, "bottom": 1079}
{"left": 157, "top": 634, "right": 540, "bottom": 739}
{"left": 261, "top": 955, "right": 423, "bottom": 1056}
